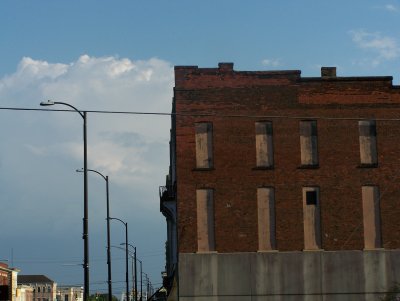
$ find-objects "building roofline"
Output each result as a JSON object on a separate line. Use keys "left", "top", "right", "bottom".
{"left": 301, "top": 76, "right": 393, "bottom": 82}
{"left": 175, "top": 62, "right": 396, "bottom": 83}
{"left": 18, "top": 275, "right": 55, "bottom": 284}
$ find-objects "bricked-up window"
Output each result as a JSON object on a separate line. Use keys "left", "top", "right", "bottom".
{"left": 257, "top": 187, "right": 276, "bottom": 251}
{"left": 255, "top": 121, "right": 274, "bottom": 168}
{"left": 303, "top": 187, "right": 321, "bottom": 250}
{"left": 362, "top": 186, "right": 382, "bottom": 249}
{"left": 195, "top": 123, "right": 213, "bottom": 169}
{"left": 196, "top": 189, "right": 215, "bottom": 252}
{"left": 299, "top": 121, "right": 318, "bottom": 166}
{"left": 359, "top": 120, "right": 377, "bottom": 166}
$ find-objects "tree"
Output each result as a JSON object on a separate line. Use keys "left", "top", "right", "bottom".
{"left": 88, "top": 293, "right": 118, "bottom": 301}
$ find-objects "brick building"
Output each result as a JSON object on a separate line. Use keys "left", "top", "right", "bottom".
{"left": 0, "top": 263, "right": 19, "bottom": 301}
{"left": 160, "top": 63, "right": 400, "bottom": 300}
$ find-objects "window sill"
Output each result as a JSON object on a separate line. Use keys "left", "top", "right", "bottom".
{"left": 192, "top": 167, "right": 215, "bottom": 171}
{"left": 298, "top": 164, "right": 319, "bottom": 169}
{"left": 303, "top": 248, "right": 324, "bottom": 252}
{"left": 363, "top": 248, "right": 385, "bottom": 251}
{"left": 358, "top": 163, "right": 378, "bottom": 168}
{"left": 252, "top": 166, "right": 274, "bottom": 170}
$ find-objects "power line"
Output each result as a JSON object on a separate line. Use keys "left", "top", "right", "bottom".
{"left": 3, "top": 105, "right": 400, "bottom": 260}
{"left": 2, "top": 106, "right": 400, "bottom": 121}
{"left": 0, "top": 107, "right": 170, "bottom": 116}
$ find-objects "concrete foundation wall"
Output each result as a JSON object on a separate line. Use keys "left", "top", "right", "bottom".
{"left": 179, "top": 250, "right": 400, "bottom": 301}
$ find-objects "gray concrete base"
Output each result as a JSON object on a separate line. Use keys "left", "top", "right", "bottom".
{"left": 178, "top": 250, "right": 400, "bottom": 301}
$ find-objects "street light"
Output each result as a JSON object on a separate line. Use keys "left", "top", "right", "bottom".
{"left": 111, "top": 246, "right": 142, "bottom": 301}
{"left": 109, "top": 217, "right": 129, "bottom": 301}
{"left": 111, "top": 246, "right": 133, "bottom": 299}
{"left": 136, "top": 259, "right": 142, "bottom": 301}
{"left": 120, "top": 243, "right": 137, "bottom": 301}
{"left": 40, "top": 100, "right": 89, "bottom": 301}
{"left": 142, "top": 273, "right": 150, "bottom": 300}
{"left": 77, "top": 168, "right": 112, "bottom": 301}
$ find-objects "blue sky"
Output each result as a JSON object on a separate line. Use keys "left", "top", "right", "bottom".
{"left": 1, "top": 0, "right": 400, "bottom": 297}
{"left": 2, "top": 1, "right": 400, "bottom": 78}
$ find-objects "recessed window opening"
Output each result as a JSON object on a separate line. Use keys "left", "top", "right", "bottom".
{"left": 255, "top": 121, "right": 274, "bottom": 168}
{"left": 299, "top": 120, "right": 318, "bottom": 166}
{"left": 195, "top": 122, "right": 213, "bottom": 169}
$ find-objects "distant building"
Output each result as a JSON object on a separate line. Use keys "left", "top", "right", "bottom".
{"left": 161, "top": 63, "right": 400, "bottom": 300}
{"left": 18, "top": 275, "right": 56, "bottom": 301}
{"left": 0, "top": 262, "right": 19, "bottom": 301}
{"left": 16, "top": 285, "right": 33, "bottom": 301}
{"left": 55, "top": 286, "right": 82, "bottom": 301}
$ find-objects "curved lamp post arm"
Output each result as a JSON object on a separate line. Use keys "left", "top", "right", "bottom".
{"left": 111, "top": 245, "right": 136, "bottom": 257}
{"left": 40, "top": 100, "right": 84, "bottom": 118}
{"left": 109, "top": 217, "right": 126, "bottom": 226}
{"left": 76, "top": 168, "right": 107, "bottom": 181}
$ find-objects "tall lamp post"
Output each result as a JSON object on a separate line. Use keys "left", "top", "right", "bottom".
{"left": 111, "top": 246, "right": 142, "bottom": 301}
{"left": 143, "top": 273, "right": 149, "bottom": 300}
{"left": 136, "top": 259, "right": 142, "bottom": 301}
{"left": 77, "top": 168, "right": 112, "bottom": 301}
{"left": 120, "top": 243, "right": 137, "bottom": 301}
{"left": 110, "top": 217, "right": 129, "bottom": 301}
{"left": 40, "top": 100, "right": 89, "bottom": 301}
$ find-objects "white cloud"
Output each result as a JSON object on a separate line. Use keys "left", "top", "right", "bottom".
{"left": 384, "top": 4, "right": 399, "bottom": 12}
{"left": 372, "top": 4, "right": 399, "bottom": 12}
{"left": 0, "top": 55, "right": 174, "bottom": 208}
{"left": 349, "top": 29, "right": 400, "bottom": 67}
{"left": 261, "top": 58, "right": 281, "bottom": 67}
{"left": 18, "top": 57, "right": 69, "bottom": 79}
{"left": 0, "top": 56, "right": 170, "bottom": 289}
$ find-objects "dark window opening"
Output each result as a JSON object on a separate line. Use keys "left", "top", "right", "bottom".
{"left": 306, "top": 191, "right": 317, "bottom": 205}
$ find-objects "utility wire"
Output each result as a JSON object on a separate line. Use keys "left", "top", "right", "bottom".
{"left": 0, "top": 107, "right": 169, "bottom": 116}
{"left": 2, "top": 106, "right": 400, "bottom": 121}
{"left": 3, "top": 106, "right": 400, "bottom": 253}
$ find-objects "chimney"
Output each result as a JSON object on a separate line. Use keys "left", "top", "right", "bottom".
{"left": 321, "top": 67, "right": 336, "bottom": 78}
{"left": 218, "top": 62, "right": 234, "bottom": 72}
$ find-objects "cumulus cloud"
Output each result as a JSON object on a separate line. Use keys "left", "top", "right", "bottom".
{"left": 349, "top": 29, "right": 400, "bottom": 67}
{"left": 261, "top": 58, "right": 281, "bottom": 67}
{"left": 0, "top": 55, "right": 174, "bottom": 208}
{"left": 0, "top": 54, "right": 174, "bottom": 288}
{"left": 18, "top": 57, "right": 68, "bottom": 78}
{"left": 385, "top": 4, "right": 399, "bottom": 11}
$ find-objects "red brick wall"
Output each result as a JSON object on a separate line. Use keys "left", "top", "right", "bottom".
{"left": 0, "top": 268, "right": 8, "bottom": 301}
{"left": 174, "top": 63, "right": 400, "bottom": 253}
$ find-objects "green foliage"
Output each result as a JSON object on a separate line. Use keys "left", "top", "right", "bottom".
{"left": 88, "top": 294, "right": 118, "bottom": 301}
